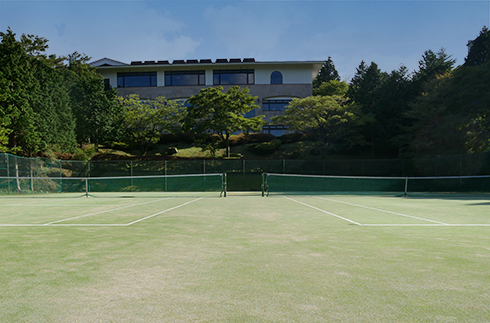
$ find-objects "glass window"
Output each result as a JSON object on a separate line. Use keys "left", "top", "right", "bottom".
{"left": 165, "top": 71, "right": 205, "bottom": 86}
{"left": 262, "top": 99, "right": 292, "bottom": 111}
{"left": 262, "top": 125, "right": 288, "bottom": 137}
{"left": 213, "top": 70, "right": 254, "bottom": 85}
{"left": 244, "top": 109, "right": 255, "bottom": 118}
{"left": 117, "top": 72, "right": 157, "bottom": 87}
{"left": 271, "top": 71, "right": 283, "bottom": 84}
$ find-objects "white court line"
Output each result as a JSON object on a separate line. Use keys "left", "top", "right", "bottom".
{"left": 43, "top": 198, "right": 172, "bottom": 225}
{"left": 315, "top": 196, "right": 449, "bottom": 225}
{"left": 360, "top": 224, "right": 490, "bottom": 227}
{"left": 126, "top": 197, "right": 203, "bottom": 225}
{"left": 284, "top": 196, "right": 362, "bottom": 226}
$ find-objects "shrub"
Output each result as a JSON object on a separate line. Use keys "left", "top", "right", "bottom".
{"left": 248, "top": 139, "right": 282, "bottom": 155}
{"left": 278, "top": 133, "right": 305, "bottom": 143}
{"left": 73, "top": 145, "right": 97, "bottom": 161}
{"left": 229, "top": 133, "right": 249, "bottom": 146}
{"left": 247, "top": 133, "right": 276, "bottom": 143}
{"left": 166, "top": 147, "right": 178, "bottom": 155}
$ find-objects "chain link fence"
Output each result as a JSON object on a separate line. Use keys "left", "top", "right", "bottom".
{"left": 2, "top": 152, "right": 490, "bottom": 190}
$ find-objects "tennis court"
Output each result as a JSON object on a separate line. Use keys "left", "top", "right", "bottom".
{"left": 1, "top": 187, "right": 490, "bottom": 322}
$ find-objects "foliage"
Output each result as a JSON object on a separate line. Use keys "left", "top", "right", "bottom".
{"left": 183, "top": 86, "right": 265, "bottom": 157}
{"left": 465, "top": 26, "right": 490, "bottom": 66}
{"left": 118, "top": 94, "right": 185, "bottom": 155}
{"left": 248, "top": 139, "right": 282, "bottom": 155}
{"left": 313, "top": 80, "right": 348, "bottom": 97}
{"left": 68, "top": 52, "right": 122, "bottom": 147}
{"left": 0, "top": 28, "right": 114, "bottom": 156}
{"left": 313, "top": 56, "right": 341, "bottom": 89}
{"left": 0, "top": 28, "right": 40, "bottom": 155}
{"left": 273, "top": 96, "right": 369, "bottom": 158}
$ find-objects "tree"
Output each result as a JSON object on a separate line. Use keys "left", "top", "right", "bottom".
{"left": 313, "top": 80, "right": 348, "bottom": 97}
{"left": 0, "top": 122, "right": 11, "bottom": 153}
{"left": 405, "top": 72, "right": 469, "bottom": 156}
{"left": 68, "top": 52, "right": 121, "bottom": 147}
{"left": 347, "top": 61, "right": 386, "bottom": 155}
{"left": 465, "top": 26, "right": 490, "bottom": 67}
{"left": 30, "top": 59, "right": 77, "bottom": 153}
{"left": 118, "top": 94, "right": 185, "bottom": 155}
{"left": 312, "top": 56, "right": 341, "bottom": 89}
{"left": 413, "top": 49, "right": 455, "bottom": 91}
{"left": 272, "top": 96, "right": 369, "bottom": 158}
{"left": 183, "top": 86, "right": 265, "bottom": 157}
{"left": 0, "top": 28, "right": 41, "bottom": 155}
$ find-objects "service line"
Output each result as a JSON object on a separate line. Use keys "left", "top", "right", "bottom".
{"left": 315, "top": 196, "right": 449, "bottom": 225}
{"left": 284, "top": 196, "right": 362, "bottom": 226}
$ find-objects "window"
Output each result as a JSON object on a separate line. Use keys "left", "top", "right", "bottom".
{"left": 262, "top": 99, "right": 292, "bottom": 111}
{"left": 270, "top": 71, "right": 283, "bottom": 84}
{"left": 104, "top": 79, "right": 112, "bottom": 91}
{"left": 165, "top": 71, "right": 205, "bottom": 86}
{"left": 262, "top": 125, "right": 288, "bottom": 136}
{"left": 244, "top": 109, "right": 255, "bottom": 118}
{"left": 117, "top": 72, "right": 157, "bottom": 87}
{"left": 213, "top": 70, "right": 254, "bottom": 85}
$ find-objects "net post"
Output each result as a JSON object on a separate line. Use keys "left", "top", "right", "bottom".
{"left": 221, "top": 173, "right": 227, "bottom": 197}
{"left": 262, "top": 173, "right": 268, "bottom": 197}
{"left": 404, "top": 177, "right": 408, "bottom": 197}
{"left": 85, "top": 178, "right": 89, "bottom": 198}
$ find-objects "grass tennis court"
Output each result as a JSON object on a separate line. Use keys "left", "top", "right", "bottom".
{"left": 1, "top": 192, "right": 490, "bottom": 322}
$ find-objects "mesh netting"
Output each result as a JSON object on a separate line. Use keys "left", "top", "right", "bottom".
{"left": 263, "top": 173, "right": 490, "bottom": 195}
{"left": 0, "top": 174, "right": 225, "bottom": 195}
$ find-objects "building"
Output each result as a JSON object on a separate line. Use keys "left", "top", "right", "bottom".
{"left": 90, "top": 58, "right": 323, "bottom": 136}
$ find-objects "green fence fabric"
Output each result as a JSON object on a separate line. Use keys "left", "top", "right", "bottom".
{"left": 1, "top": 152, "right": 490, "bottom": 191}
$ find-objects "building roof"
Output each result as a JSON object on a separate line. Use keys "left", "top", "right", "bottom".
{"left": 90, "top": 57, "right": 324, "bottom": 68}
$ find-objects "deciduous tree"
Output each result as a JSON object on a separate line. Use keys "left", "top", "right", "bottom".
{"left": 183, "top": 86, "right": 265, "bottom": 157}
{"left": 273, "top": 96, "right": 369, "bottom": 158}
{"left": 118, "top": 94, "right": 185, "bottom": 155}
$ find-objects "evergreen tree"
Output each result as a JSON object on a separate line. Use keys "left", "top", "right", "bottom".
{"left": 0, "top": 29, "right": 41, "bottom": 155}
{"left": 67, "top": 52, "right": 121, "bottom": 147}
{"left": 312, "top": 56, "right": 341, "bottom": 89}
{"left": 465, "top": 26, "right": 490, "bottom": 67}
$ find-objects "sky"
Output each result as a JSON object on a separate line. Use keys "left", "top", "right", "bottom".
{"left": 0, "top": 0, "right": 489, "bottom": 80}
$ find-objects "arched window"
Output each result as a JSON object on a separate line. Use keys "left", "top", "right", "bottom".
{"left": 270, "top": 71, "right": 283, "bottom": 84}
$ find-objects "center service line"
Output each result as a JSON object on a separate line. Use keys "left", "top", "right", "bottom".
{"left": 126, "top": 197, "right": 204, "bottom": 226}
{"left": 284, "top": 196, "right": 362, "bottom": 226}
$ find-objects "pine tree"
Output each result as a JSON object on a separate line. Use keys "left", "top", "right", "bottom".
{"left": 312, "top": 57, "right": 341, "bottom": 89}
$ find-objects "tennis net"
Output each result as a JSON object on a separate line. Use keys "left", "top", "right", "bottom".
{"left": 0, "top": 173, "right": 227, "bottom": 197}
{"left": 262, "top": 173, "right": 490, "bottom": 196}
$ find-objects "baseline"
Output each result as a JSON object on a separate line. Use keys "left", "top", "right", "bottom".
{"left": 315, "top": 196, "right": 449, "bottom": 225}
{"left": 284, "top": 196, "right": 362, "bottom": 226}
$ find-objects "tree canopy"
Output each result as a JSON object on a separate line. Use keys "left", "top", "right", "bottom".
{"left": 118, "top": 95, "right": 185, "bottom": 155}
{"left": 273, "top": 95, "right": 369, "bottom": 157}
{"left": 183, "top": 86, "right": 265, "bottom": 157}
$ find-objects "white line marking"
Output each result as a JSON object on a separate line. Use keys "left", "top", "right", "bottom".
{"left": 43, "top": 198, "right": 172, "bottom": 225}
{"left": 284, "top": 196, "right": 362, "bottom": 226}
{"left": 315, "top": 196, "right": 449, "bottom": 225}
{"left": 126, "top": 197, "right": 204, "bottom": 226}
{"left": 360, "top": 224, "right": 490, "bottom": 227}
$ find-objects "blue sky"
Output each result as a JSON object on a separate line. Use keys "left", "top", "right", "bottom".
{"left": 1, "top": 0, "right": 488, "bottom": 80}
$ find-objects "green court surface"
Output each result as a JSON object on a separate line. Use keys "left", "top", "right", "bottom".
{"left": 1, "top": 192, "right": 490, "bottom": 322}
